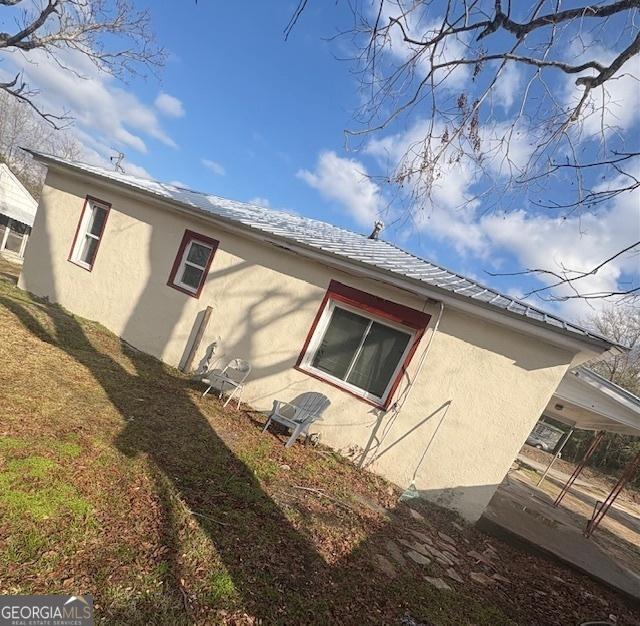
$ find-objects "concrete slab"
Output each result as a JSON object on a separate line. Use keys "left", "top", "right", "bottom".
{"left": 516, "top": 453, "right": 590, "bottom": 489}
{"left": 481, "top": 474, "right": 640, "bottom": 601}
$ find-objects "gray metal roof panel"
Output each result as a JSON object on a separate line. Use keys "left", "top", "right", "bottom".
{"left": 30, "top": 151, "right": 618, "bottom": 349}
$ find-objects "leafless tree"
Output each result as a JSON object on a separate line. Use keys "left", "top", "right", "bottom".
{"left": 585, "top": 305, "right": 640, "bottom": 391}
{"left": 290, "top": 0, "right": 640, "bottom": 302}
{"left": 0, "top": 0, "right": 164, "bottom": 128}
{"left": 0, "top": 89, "right": 82, "bottom": 197}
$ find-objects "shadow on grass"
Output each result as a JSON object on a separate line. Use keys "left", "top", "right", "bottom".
{"left": 0, "top": 292, "right": 338, "bottom": 622}
{"left": 5, "top": 290, "right": 620, "bottom": 625}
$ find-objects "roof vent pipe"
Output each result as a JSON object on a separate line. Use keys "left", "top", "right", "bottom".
{"left": 368, "top": 220, "right": 384, "bottom": 240}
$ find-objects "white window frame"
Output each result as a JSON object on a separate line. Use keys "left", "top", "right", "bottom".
{"left": 70, "top": 199, "right": 109, "bottom": 270}
{"left": 172, "top": 239, "right": 214, "bottom": 294}
{"left": 299, "top": 299, "right": 415, "bottom": 406}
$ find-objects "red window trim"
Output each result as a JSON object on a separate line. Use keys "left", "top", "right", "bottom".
{"left": 68, "top": 195, "right": 112, "bottom": 272}
{"left": 167, "top": 229, "right": 219, "bottom": 298}
{"left": 295, "top": 280, "right": 431, "bottom": 410}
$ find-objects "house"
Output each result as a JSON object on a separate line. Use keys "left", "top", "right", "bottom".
{"left": 18, "top": 151, "right": 620, "bottom": 522}
{"left": 0, "top": 163, "right": 37, "bottom": 259}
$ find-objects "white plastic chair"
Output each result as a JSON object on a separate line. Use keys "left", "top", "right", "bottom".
{"left": 262, "top": 392, "right": 330, "bottom": 447}
{"left": 202, "top": 358, "right": 251, "bottom": 409}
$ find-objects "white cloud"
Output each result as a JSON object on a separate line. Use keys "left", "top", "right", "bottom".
{"left": 373, "top": 5, "right": 470, "bottom": 90}
{"left": 249, "top": 196, "right": 271, "bottom": 208}
{"left": 54, "top": 126, "right": 153, "bottom": 179}
{"left": 366, "top": 119, "right": 490, "bottom": 255}
{"left": 480, "top": 184, "right": 639, "bottom": 318}
{"left": 296, "top": 151, "right": 383, "bottom": 227}
{"left": 365, "top": 114, "right": 636, "bottom": 318}
{"left": 492, "top": 63, "right": 522, "bottom": 112}
{"left": 154, "top": 92, "right": 185, "bottom": 118}
{"left": 0, "top": 48, "right": 177, "bottom": 154}
{"left": 202, "top": 159, "right": 226, "bottom": 176}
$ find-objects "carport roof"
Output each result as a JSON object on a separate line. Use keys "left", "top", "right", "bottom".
{"left": 548, "top": 367, "right": 640, "bottom": 436}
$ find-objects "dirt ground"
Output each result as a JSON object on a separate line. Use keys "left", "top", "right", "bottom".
{"left": 518, "top": 445, "right": 640, "bottom": 575}
{"left": 520, "top": 445, "right": 640, "bottom": 507}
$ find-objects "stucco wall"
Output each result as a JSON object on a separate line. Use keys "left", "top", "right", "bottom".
{"left": 19, "top": 170, "right": 579, "bottom": 521}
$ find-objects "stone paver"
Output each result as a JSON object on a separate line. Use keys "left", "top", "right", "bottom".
{"left": 437, "top": 531, "right": 456, "bottom": 545}
{"left": 422, "top": 545, "right": 454, "bottom": 566}
{"left": 442, "top": 551, "right": 461, "bottom": 566}
{"left": 424, "top": 576, "right": 451, "bottom": 591}
{"left": 354, "top": 493, "right": 392, "bottom": 518}
{"left": 467, "top": 550, "right": 495, "bottom": 568}
{"left": 439, "top": 541, "right": 459, "bottom": 555}
{"left": 408, "top": 508, "right": 425, "bottom": 521}
{"left": 408, "top": 529, "right": 433, "bottom": 545}
{"left": 374, "top": 554, "right": 397, "bottom": 578}
{"left": 492, "top": 573, "right": 511, "bottom": 584}
{"left": 445, "top": 568, "right": 464, "bottom": 583}
{"left": 470, "top": 572, "right": 494, "bottom": 585}
{"left": 406, "top": 550, "right": 432, "bottom": 565}
{"left": 398, "top": 538, "right": 417, "bottom": 551}
{"left": 385, "top": 540, "right": 407, "bottom": 567}
{"left": 411, "top": 543, "right": 433, "bottom": 558}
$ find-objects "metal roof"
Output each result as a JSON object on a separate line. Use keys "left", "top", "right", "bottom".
{"left": 575, "top": 367, "right": 640, "bottom": 411}
{"left": 0, "top": 163, "right": 38, "bottom": 226}
{"left": 30, "top": 151, "right": 618, "bottom": 350}
{"left": 548, "top": 367, "right": 640, "bottom": 436}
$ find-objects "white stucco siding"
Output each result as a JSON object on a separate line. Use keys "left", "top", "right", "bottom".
{"left": 19, "top": 170, "right": 579, "bottom": 521}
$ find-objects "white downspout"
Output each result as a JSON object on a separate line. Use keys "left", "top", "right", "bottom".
{"left": 394, "top": 300, "right": 445, "bottom": 413}
{"left": 396, "top": 300, "right": 445, "bottom": 501}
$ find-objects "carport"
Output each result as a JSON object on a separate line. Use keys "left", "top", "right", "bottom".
{"left": 540, "top": 367, "right": 640, "bottom": 537}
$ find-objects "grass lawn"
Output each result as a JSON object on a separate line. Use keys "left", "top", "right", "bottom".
{"left": 0, "top": 256, "right": 638, "bottom": 625}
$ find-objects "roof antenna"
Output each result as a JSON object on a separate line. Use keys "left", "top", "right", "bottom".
{"left": 368, "top": 220, "right": 384, "bottom": 240}
{"left": 110, "top": 151, "right": 125, "bottom": 173}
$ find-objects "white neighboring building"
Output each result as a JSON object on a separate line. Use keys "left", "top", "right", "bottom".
{"left": 0, "top": 163, "right": 38, "bottom": 260}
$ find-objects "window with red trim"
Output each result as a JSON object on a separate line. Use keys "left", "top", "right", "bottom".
{"left": 297, "top": 281, "right": 430, "bottom": 408}
{"left": 69, "top": 196, "right": 110, "bottom": 271}
{"left": 167, "top": 230, "right": 218, "bottom": 298}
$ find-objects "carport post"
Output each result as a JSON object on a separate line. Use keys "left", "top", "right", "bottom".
{"left": 537, "top": 428, "right": 574, "bottom": 487}
{"left": 585, "top": 448, "right": 640, "bottom": 537}
{"left": 553, "top": 430, "right": 605, "bottom": 508}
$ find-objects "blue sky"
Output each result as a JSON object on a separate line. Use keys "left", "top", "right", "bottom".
{"left": 1, "top": 1, "right": 638, "bottom": 321}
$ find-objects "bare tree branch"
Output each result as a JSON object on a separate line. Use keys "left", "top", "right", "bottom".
{"left": 487, "top": 241, "right": 640, "bottom": 301}
{"left": 284, "top": 0, "right": 640, "bottom": 304}
{"left": 0, "top": 0, "right": 165, "bottom": 125}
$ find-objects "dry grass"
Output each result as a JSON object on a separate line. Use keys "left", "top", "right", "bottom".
{"left": 0, "top": 261, "right": 638, "bottom": 625}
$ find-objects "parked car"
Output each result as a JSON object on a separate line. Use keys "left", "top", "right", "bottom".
{"left": 526, "top": 421, "right": 565, "bottom": 451}
{"left": 526, "top": 433, "right": 553, "bottom": 451}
